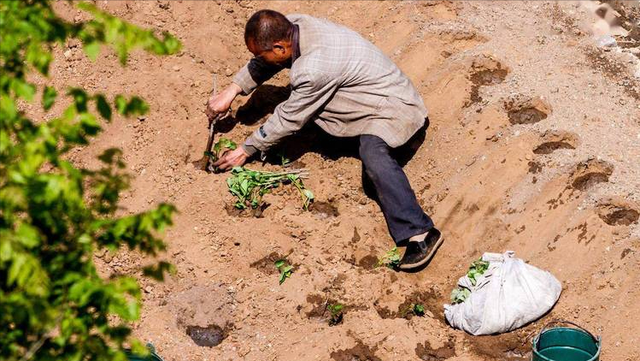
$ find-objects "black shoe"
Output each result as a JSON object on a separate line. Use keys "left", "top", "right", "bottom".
{"left": 399, "top": 228, "right": 444, "bottom": 270}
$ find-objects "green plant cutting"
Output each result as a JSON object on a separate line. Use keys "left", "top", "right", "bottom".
{"left": 274, "top": 259, "right": 294, "bottom": 284}
{"left": 226, "top": 166, "right": 314, "bottom": 210}
{"left": 377, "top": 247, "right": 401, "bottom": 269}
{"left": 450, "top": 258, "right": 491, "bottom": 304}
{"left": 205, "top": 138, "right": 237, "bottom": 172}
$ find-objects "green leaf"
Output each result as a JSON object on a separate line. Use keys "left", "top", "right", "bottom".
{"left": 83, "top": 41, "right": 101, "bottom": 61}
{"left": 68, "top": 88, "right": 89, "bottom": 112}
{"left": 95, "top": 94, "right": 112, "bottom": 121}
{"left": 302, "top": 189, "right": 314, "bottom": 201}
{"left": 274, "top": 260, "right": 285, "bottom": 269}
{"left": 114, "top": 95, "right": 149, "bottom": 117}
{"left": 43, "top": 86, "right": 58, "bottom": 111}
{"left": 413, "top": 304, "right": 425, "bottom": 316}
{"left": 13, "top": 79, "right": 36, "bottom": 101}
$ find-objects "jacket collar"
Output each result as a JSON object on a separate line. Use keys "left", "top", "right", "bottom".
{"left": 291, "top": 24, "right": 301, "bottom": 64}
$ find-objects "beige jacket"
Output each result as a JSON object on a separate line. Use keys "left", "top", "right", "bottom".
{"left": 233, "top": 14, "right": 428, "bottom": 155}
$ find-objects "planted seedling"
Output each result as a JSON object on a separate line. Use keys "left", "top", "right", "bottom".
{"left": 204, "top": 138, "right": 237, "bottom": 173}
{"left": 274, "top": 259, "right": 294, "bottom": 285}
{"left": 400, "top": 303, "right": 426, "bottom": 318}
{"left": 413, "top": 303, "right": 425, "bottom": 316}
{"left": 326, "top": 303, "right": 344, "bottom": 326}
{"left": 377, "top": 247, "right": 401, "bottom": 269}
{"left": 226, "top": 166, "right": 314, "bottom": 210}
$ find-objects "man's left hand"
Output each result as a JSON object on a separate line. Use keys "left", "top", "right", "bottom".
{"left": 213, "top": 147, "right": 249, "bottom": 171}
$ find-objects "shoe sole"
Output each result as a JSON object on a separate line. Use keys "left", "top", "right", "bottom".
{"left": 399, "top": 235, "right": 444, "bottom": 270}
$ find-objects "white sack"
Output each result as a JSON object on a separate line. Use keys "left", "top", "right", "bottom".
{"left": 444, "top": 251, "right": 562, "bottom": 335}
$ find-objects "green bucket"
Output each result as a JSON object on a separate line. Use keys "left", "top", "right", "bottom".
{"left": 125, "top": 343, "right": 164, "bottom": 361}
{"left": 532, "top": 321, "right": 601, "bottom": 361}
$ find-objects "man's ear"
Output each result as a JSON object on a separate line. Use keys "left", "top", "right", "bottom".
{"left": 272, "top": 42, "right": 286, "bottom": 55}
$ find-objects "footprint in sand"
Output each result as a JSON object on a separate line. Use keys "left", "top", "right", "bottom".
{"left": 504, "top": 94, "right": 553, "bottom": 125}
{"left": 569, "top": 159, "right": 614, "bottom": 191}
{"left": 534, "top": 130, "right": 580, "bottom": 154}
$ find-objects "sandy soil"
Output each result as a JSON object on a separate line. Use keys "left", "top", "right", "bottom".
{"left": 32, "top": 1, "right": 640, "bottom": 360}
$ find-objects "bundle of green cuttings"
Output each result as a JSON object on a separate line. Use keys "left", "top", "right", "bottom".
{"left": 228, "top": 167, "right": 313, "bottom": 210}
{"left": 209, "top": 138, "right": 314, "bottom": 210}
{"left": 450, "top": 258, "right": 490, "bottom": 304}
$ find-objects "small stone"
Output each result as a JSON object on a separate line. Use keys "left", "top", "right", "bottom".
{"left": 225, "top": 68, "right": 234, "bottom": 77}
{"left": 172, "top": 65, "right": 180, "bottom": 72}
{"left": 63, "top": 49, "right": 72, "bottom": 59}
{"left": 596, "top": 35, "right": 617, "bottom": 48}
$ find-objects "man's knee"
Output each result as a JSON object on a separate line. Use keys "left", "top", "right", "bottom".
{"left": 359, "top": 135, "right": 392, "bottom": 179}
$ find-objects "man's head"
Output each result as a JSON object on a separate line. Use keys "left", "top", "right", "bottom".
{"left": 244, "top": 10, "right": 294, "bottom": 67}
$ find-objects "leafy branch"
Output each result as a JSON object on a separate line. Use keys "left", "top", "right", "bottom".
{"left": 0, "top": 1, "right": 181, "bottom": 360}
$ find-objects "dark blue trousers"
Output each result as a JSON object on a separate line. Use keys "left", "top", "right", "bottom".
{"left": 359, "top": 134, "right": 434, "bottom": 244}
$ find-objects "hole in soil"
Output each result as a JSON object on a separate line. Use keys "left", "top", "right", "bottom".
{"left": 304, "top": 293, "right": 365, "bottom": 325}
{"left": 597, "top": 198, "right": 640, "bottom": 226}
{"left": 186, "top": 324, "right": 229, "bottom": 347}
{"left": 224, "top": 203, "right": 269, "bottom": 218}
{"left": 310, "top": 201, "right": 340, "bottom": 219}
{"left": 570, "top": 159, "right": 614, "bottom": 191}
{"left": 250, "top": 251, "right": 290, "bottom": 275}
{"left": 467, "top": 57, "right": 509, "bottom": 106}
{"left": 533, "top": 129, "right": 579, "bottom": 154}
{"left": 509, "top": 108, "right": 548, "bottom": 125}
{"left": 357, "top": 254, "right": 379, "bottom": 270}
{"left": 415, "top": 338, "right": 456, "bottom": 360}
{"left": 504, "top": 96, "right": 552, "bottom": 125}
{"left": 528, "top": 161, "right": 543, "bottom": 174}
{"left": 330, "top": 340, "right": 382, "bottom": 361}
{"left": 375, "top": 289, "right": 444, "bottom": 321}
{"left": 534, "top": 141, "right": 575, "bottom": 154}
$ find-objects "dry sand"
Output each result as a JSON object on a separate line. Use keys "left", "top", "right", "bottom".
{"left": 30, "top": 1, "right": 640, "bottom": 360}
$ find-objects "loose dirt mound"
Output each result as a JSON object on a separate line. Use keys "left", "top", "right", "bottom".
{"left": 42, "top": 1, "right": 640, "bottom": 360}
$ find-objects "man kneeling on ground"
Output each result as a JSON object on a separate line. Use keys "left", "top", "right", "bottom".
{"left": 205, "top": 10, "right": 443, "bottom": 270}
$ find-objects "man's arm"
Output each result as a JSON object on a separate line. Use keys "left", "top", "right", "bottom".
{"left": 206, "top": 58, "right": 283, "bottom": 120}
{"left": 243, "top": 70, "right": 337, "bottom": 154}
{"left": 214, "top": 70, "right": 337, "bottom": 170}
{"left": 233, "top": 57, "right": 284, "bottom": 95}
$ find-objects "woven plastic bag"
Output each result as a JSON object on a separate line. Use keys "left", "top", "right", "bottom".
{"left": 444, "top": 251, "right": 562, "bottom": 335}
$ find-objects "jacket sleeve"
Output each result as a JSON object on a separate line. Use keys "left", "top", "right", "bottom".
{"left": 232, "top": 57, "right": 284, "bottom": 95}
{"left": 243, "top": 70, "right": 337, "bottom": 154}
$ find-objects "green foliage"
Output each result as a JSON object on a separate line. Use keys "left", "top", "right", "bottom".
{"left": 274, "top": 260, "right": 293, "bottom": 285}
{"left": 326, "top": 303, "right": 344, "bottom": 326}
{"left": 377, "top": 247, "right": 401, "bottom": 269}
{"left": 449, "top": 258, "right": 490, "bottom": 304}
{"left": 467, "top": 258, "right": 490, "bottom": 286}
{"left": 226, "top": 166, "right": 314, "bottom": 210}
{"left": 0, "top": 1, "right": 181, "bottom": 360}
{"left": 413, "top": 303, "right": 425, "bottom": 316}
{"left": 450, "top": 288, "right": 471, "bottom": 304}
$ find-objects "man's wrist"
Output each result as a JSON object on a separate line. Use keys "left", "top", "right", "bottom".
{"left": 229, "top": 83, "right": 243, "bottom": 96}
{"left": 241, "top": 143, "right": 259, "bottom": 156}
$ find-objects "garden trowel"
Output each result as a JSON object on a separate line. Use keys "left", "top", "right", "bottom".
{"left": 203, "top": 75, "right": 226, "bottom": 173}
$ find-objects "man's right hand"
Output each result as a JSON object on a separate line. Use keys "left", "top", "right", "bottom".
{"left": 205, "top": 83, "right": 243, "bottom": 119}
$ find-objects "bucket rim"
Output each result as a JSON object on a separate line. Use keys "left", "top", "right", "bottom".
{"left": 532, "top": 322, "right": 601, "bottom": 361}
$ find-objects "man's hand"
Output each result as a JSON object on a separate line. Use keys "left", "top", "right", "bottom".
{"left": 205, "top": 83, "right": 243, "bottom": 119}
{"left": 213, "top": 147, "right": 249, "bottom": 171}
